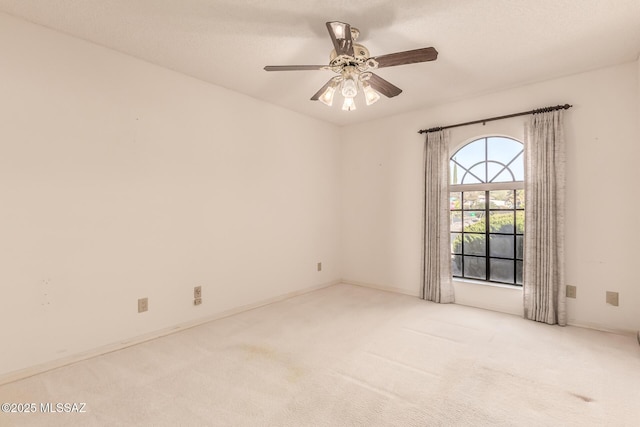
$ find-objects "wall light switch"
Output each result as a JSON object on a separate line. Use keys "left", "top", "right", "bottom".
{"left": 317, "top": 262, "right": 322, "bottom": 272}
{"left": 194, "top": 286, "right": 202, "bottom": 299}
{"left": 606, "top": 291, "right": 619, "bottom": 307}
{"left": 566, "top": 285, "right": 576, "bottom": 298}
{"left": 138, "top": 297, "right": 148, "bottom": 313}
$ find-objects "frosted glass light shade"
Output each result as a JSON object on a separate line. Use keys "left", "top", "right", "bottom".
{"left": 362, "top": 82, "right": 380, "bottom": 106}
{"left": 342, "top": 97, "right": 356, "bottom": 111}
{"left": 341, "top": 77, "right": 358, "bottom": 98}
{"left": 318, "top": 85, "right": 336, "bottom": 106}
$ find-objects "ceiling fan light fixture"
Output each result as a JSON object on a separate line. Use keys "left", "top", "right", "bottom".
{"left": 318, "top": 84, "right": 337, "bottom": 106}
{"left": 362, "top": 81, "right": 381, "bottom": 106}
{"left": 264, "top": 21, "right": 438, "bottom": 112}
{"left": 341, "top": 76, "right": 358, "bottom": 98}
{"left": 342, "top": 96, "right": 356, "bottom": 111}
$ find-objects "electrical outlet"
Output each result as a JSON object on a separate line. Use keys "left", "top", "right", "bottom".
{"left": 194, "top": 298, "right": 202, "bottom": 306}
{"left": 138, "top": 297, "right": 148, "bottom": 313}
{"left": 194, "top": 286, "right": 202, "bottom": 299}
{"left": 606, "top": 291, "right": 619, "bottom": 306}
{"left": 566, "top": 285, "right": 576, "bottom": 298}
{"left": 317, "top": 262, "right": 322, "bottom": 272}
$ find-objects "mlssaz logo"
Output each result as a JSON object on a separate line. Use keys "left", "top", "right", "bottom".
{"left": 40, "top": 402, "right": 87, "bottom": 413}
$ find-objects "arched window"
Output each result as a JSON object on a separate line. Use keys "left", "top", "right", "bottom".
{"left": 450, "top": 136, "right": 524, "bottom": 286}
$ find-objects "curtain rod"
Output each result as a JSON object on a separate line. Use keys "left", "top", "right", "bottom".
{"left": 417, "top": 103, "right": 572, "bottom": 134}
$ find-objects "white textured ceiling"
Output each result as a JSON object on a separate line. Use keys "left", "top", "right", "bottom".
{"left": 1, "top": 0, "right": 639, "bottom": 126}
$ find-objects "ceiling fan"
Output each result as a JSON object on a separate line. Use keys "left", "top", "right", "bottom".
{"left": 264, "top": 21, "right": 438, "bottom": 111}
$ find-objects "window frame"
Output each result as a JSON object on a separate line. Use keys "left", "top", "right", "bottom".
{"left": 449, "top": 135, "right": 525, "bottom": 287}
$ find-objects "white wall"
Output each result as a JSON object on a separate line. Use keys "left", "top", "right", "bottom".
{"left": 0, "top": 13, "right": 342, "bottom": 377}
{"left": 342, "top": 61, "right": 640, "bottom": 332}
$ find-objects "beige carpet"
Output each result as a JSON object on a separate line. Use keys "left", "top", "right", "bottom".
{"left": 1, "top": 284, "right": 639, "bottom": 426}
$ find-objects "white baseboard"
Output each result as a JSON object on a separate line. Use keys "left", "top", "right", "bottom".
{"left": 344, "top": 280, "right": 523, "bottom": 315}
{"left": 565, "top": 320, "right": 638, "bottom": 337}
{"left": 342, "top": 280, "right": 421, "bottom": 297}
{"left": 0, "top": 280, "right": 340, "bottom": 386}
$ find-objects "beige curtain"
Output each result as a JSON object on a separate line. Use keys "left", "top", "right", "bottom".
{"left": 523, "top": 110, "right": 566, "bottom": 325}
{"left": 422, "top": 130, "right": 454, "bottom": 303}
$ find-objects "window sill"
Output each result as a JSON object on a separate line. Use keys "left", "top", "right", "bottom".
{"left": 452, "top": 278, "right": 523, "bottom": 291}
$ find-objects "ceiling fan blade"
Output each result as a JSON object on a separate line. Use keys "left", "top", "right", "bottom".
{"left": 368, "top": 73, "right": 402, "bottom": 98}
{"left": 264, "top": 65, "right": 326, "bottom": 71}
{"left": 310, "top": 79, "right": 335, "bottom": 101}
{"left": 326, "top": 21, "right": 354, "bottom": 56}
{"left": 373, "top": 47, "right": 438, "bottom": 68}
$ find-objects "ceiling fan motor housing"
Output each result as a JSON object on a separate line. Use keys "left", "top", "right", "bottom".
{"left": 329, "top": 43, "right": 370, "bottom": 63}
